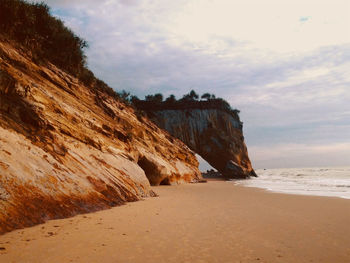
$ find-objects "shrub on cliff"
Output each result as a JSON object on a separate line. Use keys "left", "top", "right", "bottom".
{"left": 133, "top": 91, "right": 241, "bottom": 120}
{"left": 165, "top": 94, "right": 176, "bottom": 105}
{"left": 145, "top": 93, "right": 163, "bottom": 103}
{"left": 0, "top": 0, "right": 87, "bottom": 76}
{"left": 180, "top": 90, "right": 199, "bottom": 102}
{"left": 0, "top": 0, "right": 128, "bottom": 103}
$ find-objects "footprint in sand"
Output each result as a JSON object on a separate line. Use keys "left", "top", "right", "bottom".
{"left": 46, "top": 232, "right": 56, "bottom": 237}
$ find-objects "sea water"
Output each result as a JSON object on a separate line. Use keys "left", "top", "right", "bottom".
{"left": 234, "top": 167, "right": 350, "bottom": 199}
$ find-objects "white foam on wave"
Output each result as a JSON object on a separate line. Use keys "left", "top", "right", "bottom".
{"left": 234, "top": 166, "right": 350, "bottom": 199}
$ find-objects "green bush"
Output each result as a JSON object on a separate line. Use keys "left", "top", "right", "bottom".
{"left": 0, "top": 0, "right": 126, "bottom": 102}
{"left": 0, "top": 0, "right": 87, "bottom": 76}
{"left": 133, "top": 91, "right": 241, "bottom": 120}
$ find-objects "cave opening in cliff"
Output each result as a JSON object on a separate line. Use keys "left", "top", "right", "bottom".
{"left": 137, "top": 156, "right": 171, "bottom": 186}
{"left": 137, "top": 157, "right": 155, "bottom": 184}
{"left": 159, "top": 177, "right": 170, "bottom": 185}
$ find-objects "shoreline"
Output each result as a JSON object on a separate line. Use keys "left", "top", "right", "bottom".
{"left": 234, "top": 166, "right": 350, "bottom": 200}
{"left": 208, "top": 177, "right": 350, "bottom": 200}
{"left": 231, "top": 180, "right": 350, "bottom": 200}
{"left": 1, "top": 181, "right": 349, "bottom": 262}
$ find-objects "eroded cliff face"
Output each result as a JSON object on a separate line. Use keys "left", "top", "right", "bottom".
{"left": 0, "top": 41, "right": 201, "bottom": 234}
{"left": 146, "top": 109, "right": 256, "bottom": 179}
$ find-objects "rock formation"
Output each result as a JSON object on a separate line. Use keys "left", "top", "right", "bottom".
{"left": 143, "top": 107, "right": 256, "bottom": 179}
{"left": 0, "top": 41, "right": 201, "bottom": 234}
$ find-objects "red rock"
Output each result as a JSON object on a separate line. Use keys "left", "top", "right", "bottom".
{"left": 145, "top": 109, "right": 256, "bottom": 179}
{"left": 0, "top": 41, "right": 201, "bottom": 234}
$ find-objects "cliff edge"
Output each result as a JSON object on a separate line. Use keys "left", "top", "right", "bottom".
{"left": 0, "top": 40, "right": 201, "bottom": 234}
{"left": 137, "top": 103, "right": 256, "bottom": 179}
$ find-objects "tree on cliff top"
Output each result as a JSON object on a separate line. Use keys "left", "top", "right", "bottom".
{"left": 133, "top": 90, "right": 240, "bottom": 120}
{"left": 181, "top": 90, "right": 199, "bottom": 102}
{"left": 165, "top": 94, "right": 176, "bottom": 104}
{"left": 201, "top": 93, "right": 211, "bottom": 100}
{"left": 145, "top": 93, "right": 163, "bottom": 103}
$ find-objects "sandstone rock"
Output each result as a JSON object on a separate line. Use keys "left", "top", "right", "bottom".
{"left": 144, "top": 109, "right": 256, "bottom": 179}
{"left": 0, "top": 41, "right": 201, "bottom": 234}
{"left": 224, "top": 160, "right": 246, "bottom": 179}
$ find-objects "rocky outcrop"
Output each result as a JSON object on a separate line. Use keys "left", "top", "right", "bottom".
{"left": 0, "top": 41, "right": 201, "bottom": 234}
{"left": 145, "top": 109, "right": 256, "bottom": 179}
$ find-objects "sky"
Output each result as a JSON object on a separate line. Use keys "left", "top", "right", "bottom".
{"left": 36, "top": 0, "right": 350, "bottom": 169}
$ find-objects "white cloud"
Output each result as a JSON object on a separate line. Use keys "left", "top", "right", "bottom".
{"left": 166, "top": 0, "right": 350, "bottom": 53}
{"left": 36, "top": 0, "right": 350, "bottom": 168}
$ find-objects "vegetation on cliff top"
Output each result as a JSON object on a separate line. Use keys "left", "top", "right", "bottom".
{"left": 0, "top": 0, "right": 240, "bottom": 118}
{"left": 130, "top": 90, "right": 241, "bottom": 120}
{"left": 0, "top": 0, "right": 86, "bottom": 76}
{"left": 0, "top": 0, "right": 120, "bottom": 99}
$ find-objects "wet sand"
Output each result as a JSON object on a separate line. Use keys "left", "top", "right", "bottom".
{"left": 0, "top": 181, "right": 349, "bottom": 263}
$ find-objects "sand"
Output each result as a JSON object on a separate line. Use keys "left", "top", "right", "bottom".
{"left": 0, "top": 181, "right": 349, "bottom": 263}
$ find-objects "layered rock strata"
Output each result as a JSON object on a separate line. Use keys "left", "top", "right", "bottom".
{"left": 0, "top": 41, "right": 201, "bottom": 234}
{"left": 145, "top": 109, "right": 256, "bottom": 179}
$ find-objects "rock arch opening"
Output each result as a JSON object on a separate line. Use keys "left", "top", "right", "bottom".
{"left": 142, "top": 108, "right": 257, "bottom": 179}
{"left": 195, "top": 154, "right": 217, "bottom": 173}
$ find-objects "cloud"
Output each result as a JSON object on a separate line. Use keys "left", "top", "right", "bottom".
{"left": 32, "top": 0, "right": 97, "bottom": 7}
{"left": 299, "top": 16, "right": 311, "bottom": 22}
{"left": 36, "top": 0, "right": 350, "bottom": 168}
{"left": 119, "top": 0, "right": 139, "bottom": 6}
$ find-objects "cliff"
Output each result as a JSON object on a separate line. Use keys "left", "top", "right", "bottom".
{"left": 143, "top": 108, "right": 256, "bottom": 179}
{"left": 0, "top": 40, "right": 201, "bottom": 234}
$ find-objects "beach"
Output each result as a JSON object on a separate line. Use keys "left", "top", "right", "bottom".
{"left": 0, "top": 180, "right": 349, "bottom": 263}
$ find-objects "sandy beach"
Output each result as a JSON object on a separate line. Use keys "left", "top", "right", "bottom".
{"left": 0, "top": 180, "right": 349, "bottom": 263}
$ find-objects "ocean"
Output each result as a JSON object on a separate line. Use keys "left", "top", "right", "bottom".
{"left": 234, "top": 167, "right": 350, "bottom": 199}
